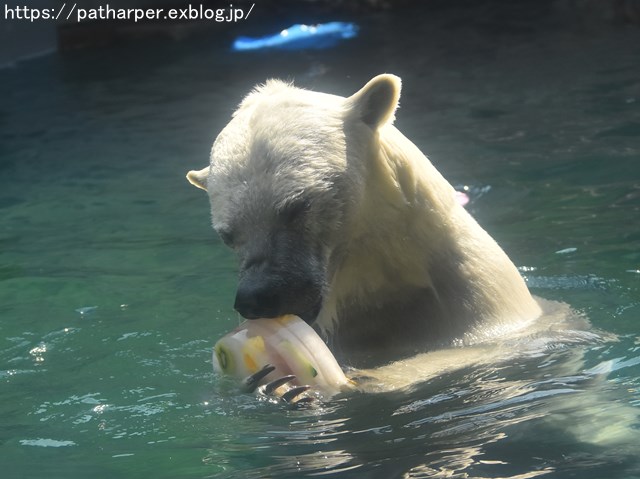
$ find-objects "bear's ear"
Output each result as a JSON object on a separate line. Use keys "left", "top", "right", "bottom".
{"left": 186, "top": 166, "right": 210, "bottom": 191}
{"left": 347, "top": 74, "right": 401, "bottom": 129}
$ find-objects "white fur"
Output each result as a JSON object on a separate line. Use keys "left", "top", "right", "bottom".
{"left": 187, "top": 75, "right": 639, "bottom": 448}
{"left": 188, "top": 74, "right": 542, "bottom": 358}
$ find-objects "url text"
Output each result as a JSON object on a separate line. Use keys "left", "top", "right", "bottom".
{"left": 3, "top": 3, "right": 255, "bottom": 23}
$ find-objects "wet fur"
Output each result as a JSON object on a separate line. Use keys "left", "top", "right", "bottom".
{"left": 188, "top": 74, "right": 542, "bottom": 368}
{"left": 187, "top": 75, "right": 638, "bottom": 448}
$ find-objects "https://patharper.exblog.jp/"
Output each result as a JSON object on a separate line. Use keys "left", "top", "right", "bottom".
{"left": 3, "top": 3, "right": 255, "bottom": 23}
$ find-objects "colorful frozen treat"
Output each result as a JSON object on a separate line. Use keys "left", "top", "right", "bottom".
{"left": 213, "top": 315, "right": 352, "bottom": 397}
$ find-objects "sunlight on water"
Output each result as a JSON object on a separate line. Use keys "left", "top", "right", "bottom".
{"left": 1, "top": 2, "right": 639, "bottom": 478}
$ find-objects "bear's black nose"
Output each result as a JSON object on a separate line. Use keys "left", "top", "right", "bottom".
{"left": 234, "top": 279, "right": 281, "bottom": 319}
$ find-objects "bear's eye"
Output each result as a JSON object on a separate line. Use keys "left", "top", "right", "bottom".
{"left": 217, "top": 228, "right": 235, "bottom": 247}
{"left": 280, "top": 199, "right": 310, "bottom": 224}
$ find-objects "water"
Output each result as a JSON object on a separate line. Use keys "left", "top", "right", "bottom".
{"left": 1, "top": 2, "right": 639, "bottom": 478}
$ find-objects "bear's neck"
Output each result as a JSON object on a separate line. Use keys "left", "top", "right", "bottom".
{"left": 316, "top": 126, "right": 541, "bottom": 365}
{"left": 334, "top": 125, "right": 460, "bottom": 299}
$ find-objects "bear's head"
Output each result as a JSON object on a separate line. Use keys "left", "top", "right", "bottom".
{"left": 187, "top": 74, "right": 401, "bottom": 325}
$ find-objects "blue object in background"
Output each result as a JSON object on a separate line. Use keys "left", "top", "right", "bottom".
{"left": 232, "top": 22, "right": 358, "bottom": 51}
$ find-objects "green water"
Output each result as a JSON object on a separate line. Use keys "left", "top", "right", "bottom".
{"left": 1, "top": 3, "right": 639, "bottom": 478}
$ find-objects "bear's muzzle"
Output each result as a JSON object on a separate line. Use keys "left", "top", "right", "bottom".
{"left": 234, "top": 266, "right": 324, "bottom": 324}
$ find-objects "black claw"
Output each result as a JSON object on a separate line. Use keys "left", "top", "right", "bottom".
{"left": 281, "top": 385, "right": 311, "bottom": 403}
{"left": 291, "top": 396, "right": 315, "bottom": 407}
{"left": 242, "top": 364, "right": 276, "bottom": 393}
{"left": 264, "top": 375, "right": 296, "bottom": 395}
{"left": 242, "top": 367, "right": 315, "bottom": 408}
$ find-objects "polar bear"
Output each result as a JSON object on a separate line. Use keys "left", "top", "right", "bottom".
{"left": 186, "top": 73, "right": 543, "bottom": 370}
{"left": 186, "top": 75, "right": 640, "bottom": 449}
